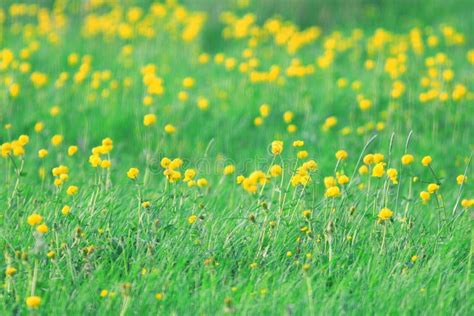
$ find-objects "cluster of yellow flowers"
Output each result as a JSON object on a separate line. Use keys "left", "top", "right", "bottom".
{"left": 418, "top": 53, "right": 467, "bottom": 103}
{"left": 0, "top": 0, "right": 472, "bottom": 311}
{"left": 238, "top": 170, "right": 267, "bottom": 193}
{"left": 141, "top": 64, "right": 165, "bottom": 98}
{"left": 286, "top": 59, "right": 315, "bottom": 78}
{"left": 89, "top": 138, "right": 113, "bottom": 168}
{"left": 51, "top": 164, "right": 69, "bottom": 187}
{"left": 27, "top": 213, "right": 48, "bottom": 234}
{"left": 82, "top": 1, "right": 205, "bottom": 42}
{"left": 161, "top": 157, "right": 183, "bottom": 183}
{"left": 153, "top": 157, "right": 208, "bottom": 187}
{"left": 290, "top": 160, "right": 318, "bottom": 187}
{"left": 127, "top": 167, "right": 140, "bottom": 180}
{"left": 1, "top": 134, "right": 29, "bottom": 157}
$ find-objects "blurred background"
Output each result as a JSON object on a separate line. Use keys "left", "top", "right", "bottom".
{"left": 187, "top": 0, "right": 473, "bottom": 51}
{"left": 3, "top": 0, "right": 473, "bottom": 51}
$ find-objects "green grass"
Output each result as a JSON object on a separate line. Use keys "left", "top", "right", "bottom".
{"left": 0, "top": 0, "right": 473, "bottom": 315}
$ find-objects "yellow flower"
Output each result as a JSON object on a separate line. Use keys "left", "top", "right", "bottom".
{"left": 198, "top": 53, "right": 210, "bottom": 64}
{"left": 271, "top": 140, "right": 283, "bottom": 155}
{"left": 89, "top": 155, "right": 101, "bottom": 167}
{"left": 335, "top": 150, "right": 348, "bottom": 160}
{"left": 372, "top": 163, "right": 385, "bottom": 177}
{"left": 1, "top": 142, "right": 12, "bottom": 156}
{"left": 387, "top": 168, "right": 398, "bottom": 184}
{"left": 287, "top": 124, "right": 297, "bottom": 133}
{"left": 421, "top": 156, "right": 432, "bottom": 166}
{"left": 461, "top": 199, "right": 473, "bottom": 208}
{"left": 297, "top": 150, "right": 308, "bottom": 159}
{"left": 12, "top": 144, "right": 25, "bottom": 156}
{"left": 270, "top": 164, "right": 282, "bottom": 177}
{"left": 164, "top": 169, "right": 182, "bottom": 183}
{"left": 427, "top": 183, "right": 439, "bottom": 193}
{"left": 143, "top": 95, "right": 153, "bottom": 106}
{"left": 127, "top": 167, "right": 139, "bottom": 179}
{"left": 359, "top": 165, "right": 369, "bottom": 174}
{"left": 456, "top": 175, "right": 467, "bottom": 185}
{"left": 164, "top": 124, "right": 176, "bottom": 134}
{"left": 178, "top": 91, "right": 188, "bottom": 102}
{"left": 223, "top": 165, "right": 235, "bottom": 175}
{"left": 373, "top": 153, "right": 385, "bottom": 163}
{"left": 102, "top": 138, "right": 113, "bottom": 151}
{"left": 259, "top": 104, "right": 270, "bottom": 117}
{"left": 37, "top": 224, "right": 49, "bottom": 234}
{"left": 61, "top": 205, "right": 71, "bottom": 215}
{"left": 52, "top": 165, "right": 69, "bottom": 177}
{"left": 292, "top": 140, "right": 304, "bottom": 147}
{"left": 283, "top": 111, "right": 294, "bottom": 123}
{"left": 363, "top": 154, "right": 374, "bottom": 165}
{"left": 357, "top": 98, "right": 371, "bottom": 111}
{"left": 378, "top": 207, "right": 393, "bottom": 221}
{"left": 183, "top": 169, "right": 196, "bottom": 182}
{"left": 254, "top": 117, "right": 263, "bottom": 126}
{"left": 337, "top": 174, "right": 350, "bottom": 185}
{"left": 197, "top": 97, "right": 209, "bottom": 110}
{"left": 9, "top": 83, "right": 20, "bottom": 97}
{"left": 401, "top": 154, "right": 414, "bottom": 165}
{"left": 50, "top": 106, "right": 60, "bottom": 117}
{"left": 38, "top": 149, "right": 48, "bottom": 158}
{"left": 100, "top": 160, "right": 111, "bottom": 169}
{"left": 18, "top": 135, "right": 29, "bottom": 145}
{"left": 337, "top": 78, "right": 347, "bottom": 88}
{"left": 160, "top": 157, "right": 171, "bottom": 168}
{"left": 197, "top": 178, "right": 208, "bottom": 187}
{"left": 325, "top": 186, "right": 341, "bottom": 198}
{"left": 68, "top": 146, "right": 78, "bottom": 156}
{"left": 365, "top": 59, "right": 375, "bottom": 70}
{"left": 188, "top": 214, "right": 198, "bottom": 224}
{"left": 34, "top": 122, "right": 44, "bottom": 133}
{"left": 5, "top": 266, "right": 17, "bottom": 276}
{"left": 236, "top": 175, "right": 245, "bottom": 184}
{"left": 142, "top": 201, "right": 151, "bottom": 208}
{"left": 420, "top": 191, "right": 430, "bottom": 202}
{"left": 68, "top": 53, "right": 79, "bottom": 65}
{"left": 66, "top": 185, "right": 79, "bottom": 195}
{"left": 169, "top": 158, "right": 183, "bottom": 169}
{"left": 155, "top": 292, "right": 164, "bottom": 300}
{"left": 26, "top": 296, "right": 41, "bottom": 308}
{"left": 47, "top": 251, "right": 55, "bottom": 258}
{"left": 27, "top": 213, "right": 43, "bottom": 226}
{"left": 324, "top": 176, "right": 336, "bottom": 188}
{"left": 1, "top": 143, "right": 12, "bottom": 157}
{"left": 100, "top": 289, "right": 108, "bottom": 298}
{"left": 51, "top": 134, "right": 64, "bottom": 147}
{"left": 182, "top": 77, "right": 195, "bottom": 88}
{"left": 143, "top": 114, "right": 157, "bottom": 126}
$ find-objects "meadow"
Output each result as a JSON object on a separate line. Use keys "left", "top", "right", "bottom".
{"left": 0, "top": 0, "right": 473, "bottom": 314}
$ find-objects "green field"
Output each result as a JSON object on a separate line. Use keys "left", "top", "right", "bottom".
{"left": 0, "top": 0, "right": 473, "bottom": 314}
